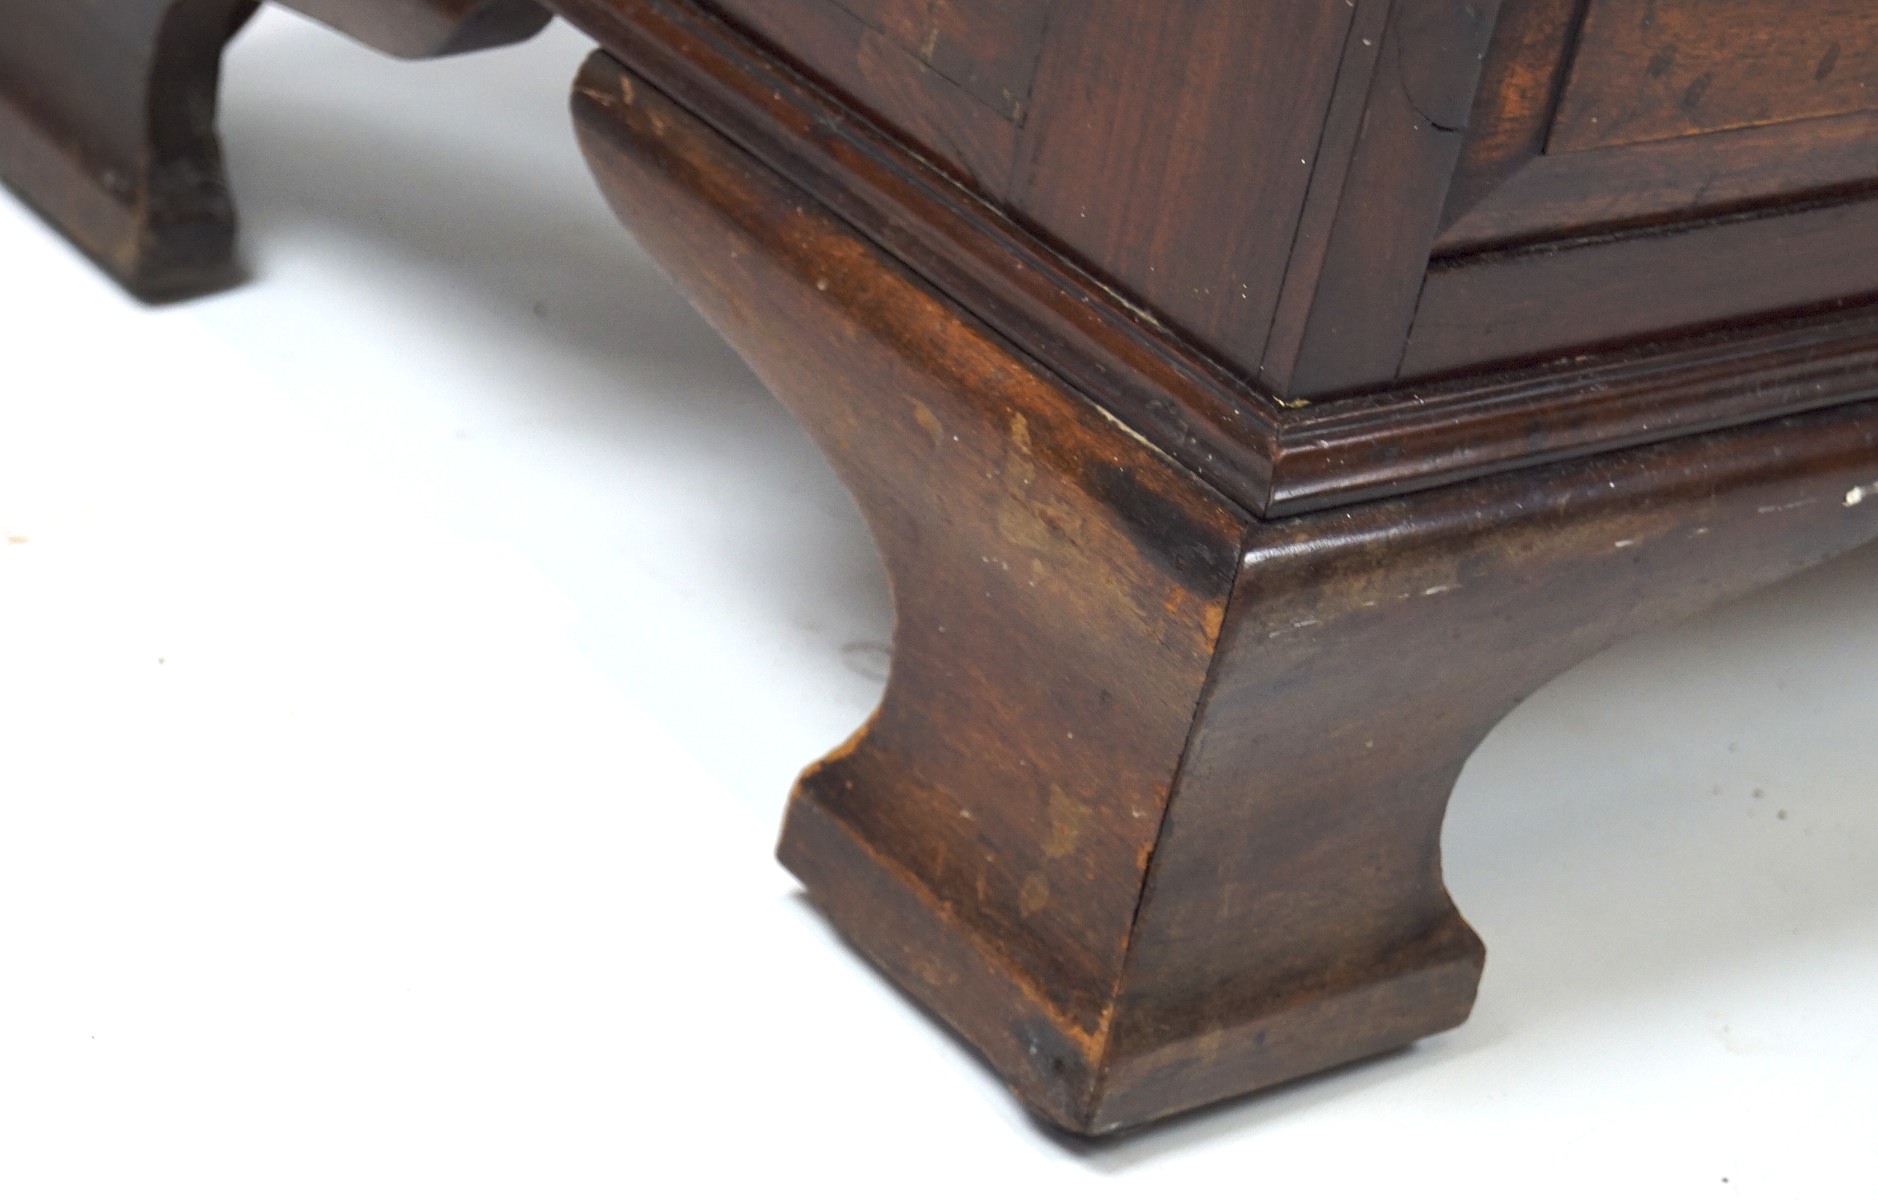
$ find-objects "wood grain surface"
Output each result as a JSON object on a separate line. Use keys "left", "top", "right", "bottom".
{"left": 12, "top": 0, "right": 1878, "bottom": 1136}
{"left": 706, "top": 0, "right": 1361, "bottom": 392}
{"left": 573, "top": 50, "right": 1245, "bottom": 1128}
{"left": 572, "top": 46, "right": 1878, "bottom": 1132}
{"left": 1553, "top": 0, "right": 1878, "bottom": 152}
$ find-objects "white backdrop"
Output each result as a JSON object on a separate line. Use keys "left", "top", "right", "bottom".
{"left": 2, "top": 11, "right": 1875, "bottom": 1196}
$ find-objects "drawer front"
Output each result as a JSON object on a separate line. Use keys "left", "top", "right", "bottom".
{"left": 1552, "top": 0, "right": 1878, "bottom": 153}
{"left": 1410, "top": 0, "right": 1878, "bottom": 379}
{"left": 1441, "top": 0, "right": 1878, "bottom": 253}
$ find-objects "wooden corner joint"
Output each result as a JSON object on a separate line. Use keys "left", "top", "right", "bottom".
{"left": 573, "top": 51, "right": 1878, "bottom": 1133}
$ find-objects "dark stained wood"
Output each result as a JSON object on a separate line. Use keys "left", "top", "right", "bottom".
{"left": 708, "top": 0, "right": 1365, "bottom": 394}
{"left": 700, "top": 0, "right": 1528, "bottom": 399}
{"left": 1440, "top": 0, "right": 1878, "bottom": 254}
{"left": 283, "top": 0, "right": 551, "bottom": 59}
{"left": 1407, "top": 197, "right": 1878, "bottom": 379}
{"left": 1098, "top": 396, "right": 1878, "bottom": 1129}
{"left": 1263, "top": 0, "right": 1501, "bottom": 396}
{"left": 1439, "top": 109, "right": 1878, "bottom": 253}
{"left": 571, "top": 52, "right": 1246, "bottom": 1128}
{"left": 1270, "top": 300, "right": 1878, "bottom": 515}
{"left": 1259, "top": 0, "right": 1397, "bottom": 395}
{"left": 1552, "top": 0, "right": 1878, "bottom": 152}
{"left": 558, "top": 0, "right": 1286, "bottom": 511}
{"left": 886, "top": 0, "right": 1050, "bottom": 123}
{"left": 18, "top": 0, "right": 1878, "bottom": 510}
{"left": 0, "top": 0, "right": 259, "bottom": 299}
{"left": 812, "top": 0, "right": 1049, "bottom": 122}
{"left": 574, "top": 47, "right": 1878, "bottom": 1133}
{"left": 1415, "top": 0, "right": 1878, "bottom": 380}
{"left": 1436, "top": 0, "right": 1581, "bottom": 248}
{"left": 1010, "top": 2, "right": 1357, "bottom": 385}
{"left": 0, "top": 0, "right": 550, "bottom": 300}
{"left": 16, "top": 0, "right": 1878, "bottom": 1137}
{"left": 556, "top": 0, "right": 1878, "bottom": 519}
{"left": 699, "top": 0, "right": 1029, "bottom": 187}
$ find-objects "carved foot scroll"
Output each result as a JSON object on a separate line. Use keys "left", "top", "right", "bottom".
{"left": 0, "top": 0, "right": 547, "bottom": 299}
{"left": 574, "top": 51, "right": 1878, "bottom": 1133}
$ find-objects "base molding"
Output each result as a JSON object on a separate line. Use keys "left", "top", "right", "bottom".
{"left": 783, "top": 788, "right": 1488, "bottom": 1134}
{"left": 778, "top": 796, "right": 1110, "bottom": 1129}
{"left": 557, "top": 0, "right": 1878, "bottom": 517}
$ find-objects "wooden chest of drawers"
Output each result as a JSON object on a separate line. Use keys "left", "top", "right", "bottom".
{"left": 652, "top": 0, "right": 1878, "bottom": 512}
{"left": 6, "top": 0, "right": 1878, "bottom": 1135}
{"left": 716, "top": 0, "right": 1878, "bottom": 385}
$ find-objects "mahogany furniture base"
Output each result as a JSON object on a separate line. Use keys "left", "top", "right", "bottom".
{"left": 7, "top": 0, "right": 1878, "bottom": 1136}
{"left": 572, "top": 58, "right": 1878, "bottom": 1132}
